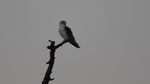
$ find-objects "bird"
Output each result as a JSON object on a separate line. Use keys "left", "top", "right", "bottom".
{"left": 59, "top": 20, "right": 80, "bottom": 48}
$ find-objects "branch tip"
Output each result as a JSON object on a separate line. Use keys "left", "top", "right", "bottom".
{"left": 48, "top": 40, "right": 55, "bottom": 43}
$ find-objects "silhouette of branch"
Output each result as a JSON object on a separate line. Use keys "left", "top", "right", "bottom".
{"left": 42, "top": 40, "right": 67, "bottom": 84}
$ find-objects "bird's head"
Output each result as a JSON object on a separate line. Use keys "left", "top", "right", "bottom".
{"left": 59, "top": 20, "right": 66, "bottom": 25}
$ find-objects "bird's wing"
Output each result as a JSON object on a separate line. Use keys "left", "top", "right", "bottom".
{"left": 65, "top": 26, "right": 75, "bottom": 40}
{"left": 65, "top": 26, "right": 80, "bottom": 48}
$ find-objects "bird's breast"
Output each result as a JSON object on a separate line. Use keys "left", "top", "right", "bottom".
{"left": 59, "top": 27, "right": 69, "bottom": 40}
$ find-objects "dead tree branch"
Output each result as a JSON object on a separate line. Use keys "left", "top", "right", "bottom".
{"left": 42, "top": 40, "right": 67, "bottom": 84}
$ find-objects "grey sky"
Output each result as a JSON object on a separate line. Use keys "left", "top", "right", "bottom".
{"left": 0, "top": 0, "right": 150, "bottom": 84}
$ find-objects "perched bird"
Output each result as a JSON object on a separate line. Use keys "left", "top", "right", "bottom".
{"left": 59, "top": 20, "right": 80, "bottom": 48}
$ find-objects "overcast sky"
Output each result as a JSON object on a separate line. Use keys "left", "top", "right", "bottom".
{"left": 0, "top": 0, "right": 150, "bottom": 84}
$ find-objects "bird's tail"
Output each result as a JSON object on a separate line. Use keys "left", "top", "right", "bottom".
{"left": 69, "top": 41, "right": 80, "bottom": 48}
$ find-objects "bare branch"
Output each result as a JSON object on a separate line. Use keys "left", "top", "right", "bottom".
{"left": 42, "top": 40, "right": 67, "bottom": 84}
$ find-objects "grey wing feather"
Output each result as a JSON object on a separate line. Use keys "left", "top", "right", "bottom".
{"left": 65, "top": 26, "right": 80, "bottom": 48}
{"left": 65, "top": 26, "right": 75, "bottom": 39}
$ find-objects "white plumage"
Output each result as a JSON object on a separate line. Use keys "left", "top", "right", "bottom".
{"left": 59, "top": 24, "right": 69, "bottom": 40}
